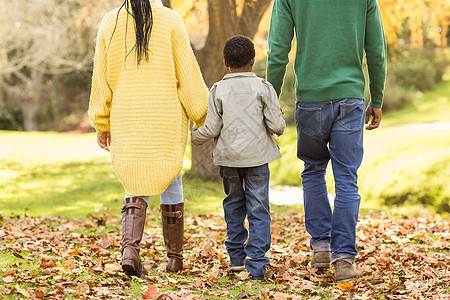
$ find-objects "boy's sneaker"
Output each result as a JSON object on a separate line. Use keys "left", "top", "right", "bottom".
{"left": 228, "top": 262, "right": 245, "bottom": 271}
{"left": 250, "top": 274, "right": 264, "bottom": 281}
{"left": 333, "top": 260, "right": 362, "bottom": 283}
{"left": 311, "top": 251, "right": 331, "bottom": 269}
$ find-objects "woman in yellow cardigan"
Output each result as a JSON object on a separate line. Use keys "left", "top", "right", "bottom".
{"left": 88, "top": 0, "right": 208, "bottom": 277}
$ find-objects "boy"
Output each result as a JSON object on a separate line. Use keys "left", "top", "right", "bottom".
{"left": 192, "top": 35, "right": 285, "bottom": 280}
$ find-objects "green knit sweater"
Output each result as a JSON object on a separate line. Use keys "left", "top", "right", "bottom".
{"left": 266, "top": 0, "right": 387, "bottom": 108}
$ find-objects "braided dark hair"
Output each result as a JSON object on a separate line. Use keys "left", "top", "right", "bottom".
{"left": 111, "top": 0, "right": 153, "bottom": 66}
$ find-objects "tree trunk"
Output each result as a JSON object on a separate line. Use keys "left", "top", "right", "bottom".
{"left": 18, "top": 70, "right": 45, "bottom": 131}
{"left": 161, "top": 0, "right": 171, "bottom": 8}
{"left": 191, "top": 0, "right": 272, "bottom": 181}
{"left": 22, "top": 103, "right": 39, "bottom": 131}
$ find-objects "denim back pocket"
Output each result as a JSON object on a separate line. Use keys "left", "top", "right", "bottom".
{"left": 221, "top": 167, "right": 240, "bottom": 184}
{"left": 336, "top": 99, "right": 364, "bottom": 130}
{"left": 296, "top": 103, "right": 322, "bottom": 136}
{"left": 246, "top": 166, "right": 268, "bottom": 190}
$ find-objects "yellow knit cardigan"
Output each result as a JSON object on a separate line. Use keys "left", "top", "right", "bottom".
{"left": 88, "top": 2, "right": 208, "bottom": 196}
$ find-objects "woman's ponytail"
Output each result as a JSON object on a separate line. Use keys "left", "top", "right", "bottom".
{"left": 112, "top": 0, "right": 153, "bottom": 66}
{"left": 130, "top": 0, "right": 153, "bottom": 65}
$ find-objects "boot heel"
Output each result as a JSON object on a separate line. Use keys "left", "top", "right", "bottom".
{"left": 122, "top": 259, "right": 138, "bottom": 276}
{"left": 166, "top": 257, "right": 183, "bottom": 272}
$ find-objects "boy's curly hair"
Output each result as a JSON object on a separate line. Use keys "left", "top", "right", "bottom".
{"left": 223, "top": 35, "right": 255, "bottom": 68}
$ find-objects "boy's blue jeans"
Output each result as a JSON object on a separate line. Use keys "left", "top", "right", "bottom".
{"left": 295, "top": 98, "right": 365, "bottom": 262}
{"left": 220, "top": 164, "right": 271, "bottom": 277}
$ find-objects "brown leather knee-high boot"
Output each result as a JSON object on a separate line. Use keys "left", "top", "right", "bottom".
{"left": 121, "top": 197, "right": 148, "bottom": 277}
{"left": 160, "top": 203, "right": 184, "bottom": 272}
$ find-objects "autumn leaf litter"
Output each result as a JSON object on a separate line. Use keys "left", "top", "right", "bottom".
{"left": 0, "top": 210, "right": 449, "bottom": 299}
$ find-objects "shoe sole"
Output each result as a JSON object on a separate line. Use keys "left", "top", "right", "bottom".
{"left": 335, "top": 273, "right": 361, "bottom": 283}
{"left": 311, "top": 263, "right": 330, "bottom": 268}
{"left": 251, "top": 276, "right": 264, "bottom": 281}
{"left": 122, "top": 260, "right": 140, "bottom": 277}
{"left": 229, "top": 266, "right": 245, "bottom": 271}
{"left": 336, "top": 277, "right": 360, "bottom": 283}
{"left": 166, "top": 267, "right": 182, "bottom": 273}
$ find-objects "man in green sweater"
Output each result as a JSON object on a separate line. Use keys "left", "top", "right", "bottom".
{"left": 266, "top": 0, "right": 386, "bottom": 282}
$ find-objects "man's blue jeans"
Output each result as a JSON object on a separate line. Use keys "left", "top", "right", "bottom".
{"left": 220, "top": 164, "right": 271, "bottom": 277}
{"left": 295, "top": 98, "right": 365, "bottom": 262}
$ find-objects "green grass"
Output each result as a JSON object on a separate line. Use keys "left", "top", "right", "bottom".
{"left": 0, "top": 131, "right": 223, "bottom": 217}
{"left": 383, "top": 80, "right": 450, "bottom": 125}
{"left": 0, "top": 130, "right": 300, "bottom": 218}
{"left": 0, "top": 81, "right": 449, "bottom": 217}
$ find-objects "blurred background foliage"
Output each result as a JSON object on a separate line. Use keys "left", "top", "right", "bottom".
{"left": 0, "top": 0, "right": 448, "bottom": 130}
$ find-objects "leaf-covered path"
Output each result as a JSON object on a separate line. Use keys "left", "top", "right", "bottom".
{"left": 0, "top": 210, "right": 449, "bottom": 299}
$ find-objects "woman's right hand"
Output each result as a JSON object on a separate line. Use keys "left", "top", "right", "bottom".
{"left": 97, "top": 131, "right": 111, "bottom": 151}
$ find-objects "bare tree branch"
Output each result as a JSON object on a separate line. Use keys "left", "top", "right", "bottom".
{"left": 0, "top": 0, "right": 99, "bottom": 130}
{"left": 237, "top": 0, "right": 272, "bottom": 36}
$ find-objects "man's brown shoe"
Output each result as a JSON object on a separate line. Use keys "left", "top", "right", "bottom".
{"left": 333, "top": 260, "right": 361, "bottom": 283}
{"left": 311, "top": 251, "right": 331, "bottom": 269}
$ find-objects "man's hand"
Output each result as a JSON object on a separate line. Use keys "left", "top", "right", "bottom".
{"left": 97, "top": 131, "right": 111, "bottom": 151}
{"left": 365, "top": 105, "right": 382, "bottom": 130}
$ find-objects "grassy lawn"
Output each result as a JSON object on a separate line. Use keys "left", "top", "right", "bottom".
{"left": 383, "top": 80, "right": 450, "bottom": 125}
{"left": 0, "top": 131, "right": 302, "bottom": 218}
{"left": 0, "top": 80, "right": 449, "bottom": 218}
